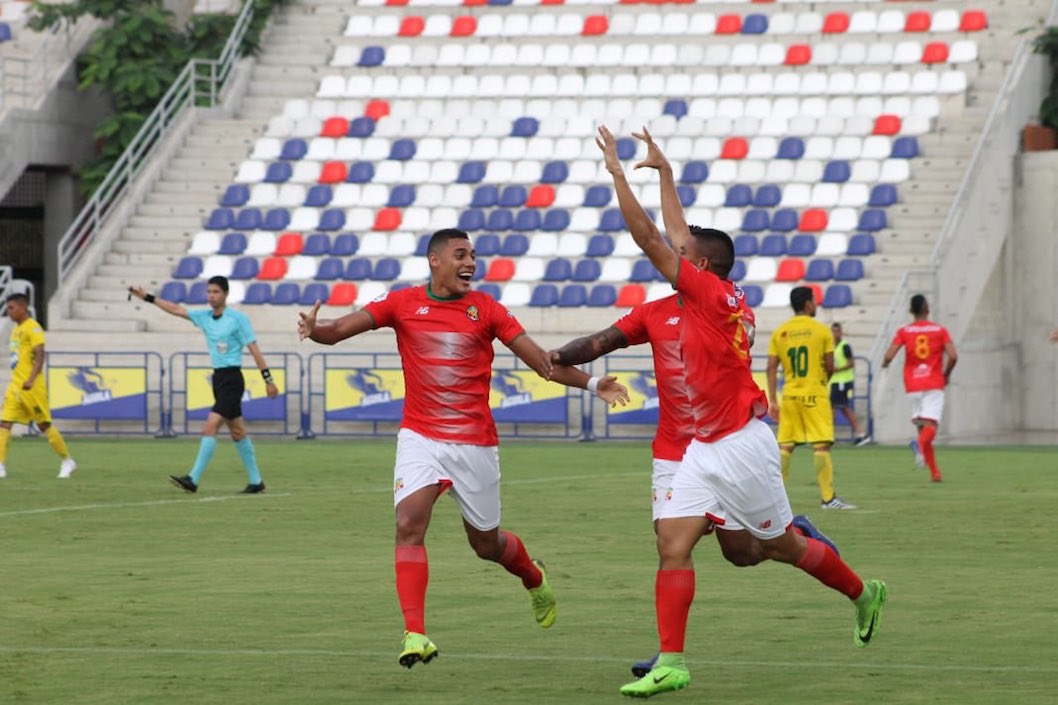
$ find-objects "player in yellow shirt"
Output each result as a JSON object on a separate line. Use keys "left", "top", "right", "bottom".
{"left": 1, "top": 293, "right": 76, "bottom": 479}
{"left": 766, "top": 287, "right": 854, "bottom": 509}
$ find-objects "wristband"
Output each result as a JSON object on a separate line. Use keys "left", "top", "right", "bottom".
{"left": 144, "top": 293, "right": 156, "bottom": 304}
{"left": 586, "top": 376, "right": 600, "bottom": 394}
{"left": 261, "top": 368, "right": 274, "bottom": 384}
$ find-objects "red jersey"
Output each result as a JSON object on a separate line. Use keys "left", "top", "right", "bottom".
{"left": 364, "top": 286, "right": 524, "bottom": 445}
{"left": 674, "top": 260, "right": 768, "bottom": 442}
{"left": 612, "top": 295, "right": 695, "bottom": 461}
{"left": 891, "top": 320, "right": 951, "bottom": 392}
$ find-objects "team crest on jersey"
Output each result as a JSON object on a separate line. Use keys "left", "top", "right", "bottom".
{"left": 733, "top": 284, "right": 745, "bottom": 300}
{"left": 665, "top": 488, "right": 673, "bottom": 502}
{"left": 466, "top": 305, "right": 479, "bottom": 321}
{"left": 394, "top": 477, "right": 404, "bottom": 493}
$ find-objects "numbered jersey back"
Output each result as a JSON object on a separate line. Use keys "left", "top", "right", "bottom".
{"left": 768, "top": 315, "right": 835, "bottom": 398}
{"left": 892, "top": 321, "right": 951, "bottom": 392}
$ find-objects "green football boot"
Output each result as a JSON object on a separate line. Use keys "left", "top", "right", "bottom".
{"left": 398, "top": 631, "right": 438, "bottom": 668}
{"left": 854, "top": 579, "right": 888, "bottom": 648}
{"left": 528, "top": 559, "right": 557, "bottom": 628}
{"left": 620, "top": 665, "right": 691, "bottom": 698}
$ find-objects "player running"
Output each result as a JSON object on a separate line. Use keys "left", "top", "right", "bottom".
{"left": 598, "top": 125, "right": 887, "bottom": 698}
{"left": 128, "top": 276, "right": 278, "bottom": 493}
{"left": 768, "top": 287, "right": 857, "bottom": 509}
{"left": 0, "top": 293, "right": 76, "bottom": 479}
{"left": 882, "top": 294, "right": 957, "bottom": 482}
{"left": 297, "top": 228, "right": 629, "bottom": 669}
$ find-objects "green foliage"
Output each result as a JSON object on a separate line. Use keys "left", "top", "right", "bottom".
{"left": 1033, "top": 26, "right": 1058, "bottom": 130}
{"left": 27, "top": 0, "right": 289, "bottom": 196}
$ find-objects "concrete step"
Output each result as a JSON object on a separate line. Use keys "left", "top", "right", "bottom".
{"left": 127, "top": 215, "right": 204, "bottom": 229}
{"left": 104, "top": 252, "right": 181, "bottom": 267}
{"left": 48, "top": 317, "right": 147, "bottom": 333}
{"left": 152, "top": 181, "right": 226, "bottom": 196}
{"left": 96, "top": 263, "right": 170, "bottom": 278}
{"left": 136, "top": 203, "right": 211, "bottom": 218}
{"left": 120, "top": 227, "right": 196, "bottom": 242}
{"left": 112, "top": 240, "right": 190, "bottom": 255}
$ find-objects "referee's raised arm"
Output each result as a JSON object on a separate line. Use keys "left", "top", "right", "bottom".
{"left": 127, "top": 286, "right": 190, "bottom": 320}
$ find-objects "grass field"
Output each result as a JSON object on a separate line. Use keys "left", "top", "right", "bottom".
{"left": 1, "top": 436, "right": 1056, "bottom": 704}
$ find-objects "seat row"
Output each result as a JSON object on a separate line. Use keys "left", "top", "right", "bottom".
{"left": 353, "top": 0, "right": 914, "bottom": 7}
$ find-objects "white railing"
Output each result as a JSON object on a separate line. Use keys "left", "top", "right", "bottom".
{"left": 55, "top": 0, "right": 255, "bottom": 282}
{"left": 0, "top": 17, "right": 98, "bottom": 114}
{"left": 0, "top": 267, "right": 38, "bottom": 320}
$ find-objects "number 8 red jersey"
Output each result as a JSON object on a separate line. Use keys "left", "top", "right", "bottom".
{"left": 891, "top": 321, "right": 951, "bottom": 392}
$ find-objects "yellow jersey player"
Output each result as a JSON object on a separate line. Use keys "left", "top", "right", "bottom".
{"left": 767, "top": 287, "right": 854, "bottom": 509}
{"left": 1, "top": 293, "right": 76, "bottom": 479}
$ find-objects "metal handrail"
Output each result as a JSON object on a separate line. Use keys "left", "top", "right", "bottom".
{"left": 55, "top": 0, "right": 255, "bottom": 282}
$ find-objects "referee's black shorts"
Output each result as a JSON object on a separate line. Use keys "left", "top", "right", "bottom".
{"left": 211, "top": 366, "right": 244, "bottom": 420}
{"left": 830, "top": 381, "right": 854, "bottom": 409}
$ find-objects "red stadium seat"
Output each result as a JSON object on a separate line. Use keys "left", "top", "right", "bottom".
{"left": 319, "top": 161, "right": 348, "bottom": 184}
{"left": 904, "top": 11, "right": 931, "bottom": 33}
{"left": 320, "top": 117, "right": 349, "bottom": 138}
{"left": 799, "top": 209, "right": 828, "bottom": 232}
{"left": 275, "top": 232, "right": 303, "bottom": 256}
{"left": 385, "top": 0, "right": 408, "bottom": 5}
{"left": 785, "top": 44, "right": 812, "bottom": 66}
{"left": 922, "top": 42, "right": 950, "bottom": 64}
{"left": 721, "top": 137, "right": 749, "bottom": 160}
{"left": 328, "top": 283, "right": 358, "bottom": 306}
{"left": 616, "top": 284, "right": 646, "bottom": 308}
{"left": 485, "top": 258, "right": 515, "bottom": 282}
{"left": 808, "top": 284, "right": 824, "bottom": 306}
{"left": 582, "top": 15, "right": 608, "bottom": 36}
{"left": 540, "top": 0, "right": 564, "bottom": 5}
{"left": 776, "top": 259, "right": 806, "bottom": 283}
{"left": 822, "top": 12, "right": 850, "bottom": 34}
{"left": 526, "top": 185, "right": 556, "bottom": 208}
{"left": 463, "top": 0, "right": 488, "bottom": 5}
{"left": 451, "top": 15, "right": 476, "bottom": 37}
{"left": 398, "top": 16, "right": 424, "bottom": 37}
{"left": 374, "top": 208, "right": 402, "bottom": 231}
{"left": 619, "top": 0, "right": 642, "bottom": 4}
{"left": 258, "top": 257, "right": 287, "bottom": 281}
{"left": 715, "top": 14, "right": 742, "bottom": 35}
{"left": 960, "top": 11, "right": 988, "bottom": 32}
{"left": 873, "top": 115, "right": 902, "bottom": 136}
{"left": 364, "top": 99, "right": 390, "bottom": 121}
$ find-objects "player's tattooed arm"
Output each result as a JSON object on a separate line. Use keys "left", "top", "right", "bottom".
{"left": 298, "top": 300, "right": 375, "bottom": 344}
{"left": 550, "top": 326, "right": 628, "bottom": 366}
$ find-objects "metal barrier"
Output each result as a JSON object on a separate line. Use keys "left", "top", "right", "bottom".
{"left": 305, "top": 352, "right": 588, "bottom": 439}
{"left": 44, "top": 351, "right": 165, "bottom": 435}
{"left": 166, "top": 351, "right": 305, "bottom": 436}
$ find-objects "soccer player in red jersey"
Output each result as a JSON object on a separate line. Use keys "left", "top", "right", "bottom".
{"left": 882, "top": 294, "right": 958, "bottom": 482}
{"left": 297, "top": 228, "right": 628, "bottom": 668}
{"left": 597, "top": 125, "right": 888, "bottom": 698}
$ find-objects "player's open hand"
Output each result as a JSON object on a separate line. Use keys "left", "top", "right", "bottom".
{"left": 596, "top": 125, "right": 622, "bottom": 175}
{"left": 265, "top": 382, "right": 279, "bottom": 398}
{"left": 632, "top": 126, "right": 670, "bottom": 172}
{"left": 127, "top": 286, "right": 147, "bottom": 301}
{"left": 596, "top": 376, "right": 630, "bottom": 408}
{"left": 298, "top": 299, "right": 322, "bottom": 340}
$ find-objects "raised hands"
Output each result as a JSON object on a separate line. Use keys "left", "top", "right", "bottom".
{"left": 632, "top": 126, "right": 670, "bottom": 172}
{"left": 298, "top": 299, "right": 322, "bottom": 341}
{"left": 595, "top": 124, "right": 623, "bottom": 175}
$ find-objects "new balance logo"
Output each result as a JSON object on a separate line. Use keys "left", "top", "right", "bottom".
{"left": 758, "top": 519, "right": 772, "bottom": 530}
{"left": 665, "top": 316, "right": 680, "bottom": 326}
{"left": 415, "top": 306, "right": 430, "bottom": 315}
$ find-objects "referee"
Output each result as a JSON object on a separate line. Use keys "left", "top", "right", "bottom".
{"left": 129, "top": 276, "right": 278, "bottom": 493}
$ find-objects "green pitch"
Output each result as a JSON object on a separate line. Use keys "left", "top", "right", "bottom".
{"left": 1, "top": 438, "right": 1055, "bottom": 704}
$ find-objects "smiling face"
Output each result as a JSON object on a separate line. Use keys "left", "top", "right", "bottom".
{"left": 428, "top": 236, "right": 476, "bottom": 297}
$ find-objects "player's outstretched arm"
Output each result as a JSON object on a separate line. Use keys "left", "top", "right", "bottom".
{"left": 508, "top": 334, "right": 630, "bottom": 408}
{"left": 766, "top": 354, "right": 781, "bottom": 421}
{"left": 127, "top": 286, "right": 189, "bottom": 319}
{"left": 633, "top": 126, "right": 691, "bottom": 258}
{"left": 550, "top": 326, "right": 628, "bottom": 367}
{"left": 943, "top": 341, "right": 958, "bottom": 382}
{"left": 881, "top": 342, "right": 902, "bottom": 368}
{"left": 298, "top": 300, "right": 374, "bottom": 345}
{"left": 597, "top": 125, "right": 680, "bottom": 286}
{"left": 246, "top": 341, "right": 279, "bottom": 398}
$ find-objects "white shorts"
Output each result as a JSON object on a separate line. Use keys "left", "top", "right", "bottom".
{"left": 393, "top": 428, "right": 501, "bottom": 531}
{"left": 657, "top": 418, "right": 791, "bottom": 539}
{"left": 651, "top": 459, "right": 680, "bottom": 523}
{"left": 909, "top": 390, "right": 944, "bottom": 424}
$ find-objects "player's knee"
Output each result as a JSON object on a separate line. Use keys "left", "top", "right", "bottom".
{"left": 468, "top": 535, "right": 501, "bottom": 561}
{"left": 655, "top": 532, "right": 692, "bottom": 564}
{"left": 395, "top": 514, "right": 427, "bottom": 545}
{"left": 229, "top": 428, "right": 245, "bottom": 441}
{"left": 722, "top": 543, "right": 764, "bottom": 567}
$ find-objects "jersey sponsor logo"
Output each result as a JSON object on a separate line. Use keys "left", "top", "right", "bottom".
{"left": 415, "top": 306, "right": 430, "bottom": 316}
{"left": 665, "top": 316, "right": 680, "bottom": 326}
{"left": 216, "top": 341, "right": 229, "bottom": 354}
{"left": 465, "top": 304, "right": 479, "bottom": 321}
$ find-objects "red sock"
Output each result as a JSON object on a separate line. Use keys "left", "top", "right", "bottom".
{"left": 919, "top": 425, "right": 941, "bottom": 479}
{"left": 656, "top": 570, "right": 695, "bottom": 653}
{"left": 499, "top": 531, "right": 542, "bottom": 589}
{"left": 795, "top": 538, "right": 864, "bottom": 600}
{"left": 395, "top": 545, "right": 428, "bottom": 633}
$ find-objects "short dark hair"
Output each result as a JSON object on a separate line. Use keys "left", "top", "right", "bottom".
{"left": 428, "top": 228, "right": 471, "bottom": 255}
{"left": 207, "top": 276, "right": 229, "bottom": 293}
{"left": 688, "top": 226, "right": 735, "bottom": 279}
{"left": 790, "top": 286, "right": 814, "bottom": 312}
{"left": 910, "top": 294, "right": 927, "bottom": 315}
{"left": 5, "top": 292, "right": 28, "bottom": 305}
{"left": 831, "top": 322, "right": 843, "bottom": 331}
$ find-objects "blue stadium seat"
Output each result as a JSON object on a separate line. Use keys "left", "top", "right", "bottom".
{"left": 218, "top": 232, "right": 247, "bottom": 255}
{"left": 316, "top": 258, "right": 344, "bottom": 280}
{"left": 513, "top": 209, "right": 540, "bottom": 231}
{"left": 475, "top": 233, "right": 501, "bottom": 256}
{"left": 230, "top": 257, "right": 259, "bottom": 280}
{"left": 458, "top": 161, "right": 486, "bottom": 183}
{"left": 726, "top": 185, "right": 753, "bottom": 207}
{"left": 543, "top": 209, "right": 570, "bottom": 232}
{"left": 890, "top": 137, "right": 920, "bottom": 159}
{"left": 846, "top": 233, "right": 876, "bottom": 256}
{"left": 771, "top": 209, "right": 799, "bottom": 232}
{"left": 500, "top": 185, "right": 528, "bottom": 208}
{"left": 300, "top": 283, "right": 329, "bottom": 306}
{"left": 389, "top": 139, "right": 416, "bottom": 161}
{"left": 742, "top": 209, "right": 770, "bottom": 232}
{"left": 459, "top": 209, "right": 486, "bottom": 231}
{"left": 345, "top": 258, "right": 372, "bottom": 280}
{"left": 754, "top": 185, "right": 782, "bottom": 207}
{"left": 540, "top": 161, "right": 568, "bottom": 183}
{"left": 741, "top": 284, "right": 764, "bottom": 308}
{"left": 530, "top": 284, "right": 559, "bottom": 307}
{"left": 583, "top": 185, "right": 611, "bottom": 207}
{"left": 559, "top": 284, "right": 588, "bottom": 307}
{"left": 318, "top": 209, "right": 345, "bottom": 231}
{"left": 586, "top": 234, "right": 614, "bottom": 257}
{"left": 174, "top": 257, "right": 203, "bottom": 279}
{"left": 477, "top": 283, "right": 501, "bottom": 300}
{"left": 472, "top": 185, "right": 499, "bottom": 208}
{"left": 244, "top": 283, "right": 272, "bottom": 305}
{"left": 359, "top": 45, "right": 385, "bottom": 67}
{"left": 805, "top": 259, "right": 835, "bottom": 281}
{"left": 788, "top": 234, "right": 817, "bottom": 257}
{"left": 501, "top": 233, "right": 529, "bottom": 256}
{"left": 234, "top": 208, "right": 261, "bottom": 230}
{"left": 869, "top": 184, "right": 898, "bottom": 207}
{"left": 280, "top": 140, "right": 307, "bottom": 160}
{"left": 263, "top": 208, "right": 290, "bottom": 231}
{"left": 206, "top": 208, "right": 235, "bottom": 230}
{"left": 599, "top": 208, "right": 625, "bottom": 232}
{"left": 305, "top": 185, "right": 333, "bottom": 207}
{"left": 616, "top": 138, "right": 635, "bottom": 160}
{"left": 760, "top": 234, "right": 787, "bottom": 257}
{"left": 511, "top": 117, "right": 539, "bottom": 137}
{"left": 221, "top": 185, "right": 249, "bottom": 207}
{"left": 589, "top": 284, "right": 617, "bottom": 307}
{"left": 663, "top": 99, "right": 688, "bottom": 120}
{"left": 858, "top": 209, "right": 887, "bottom": 231}
{"left": 630, "top": 259, "right": 659, "bottom": 282}
{"left": 777, "top": 137, "right": 805, "bottom": 159}
{"left": 348, "top": 117, "right": 375, "bottom": 138}
{"left": 415, "top": 234, "right": 431, "bottom": 256}
{"left": 372, "top": 258, "right": 400, "bottom": 281}
{"left": 187, "top": 282, "right": 209, "bottom": 304}
{"left": 488, "top": 0, "right": 512, "bottom": 5}
{"left": 347, "top": 161, "right": 374, "bottom": 183}
{"left": 273, "top": 283, "right": 300, "bottom": 306}
{"left": 677, "top": 185, "right": 696, "bottom": 207}
{"left": 729, "top": 260, "right": 747, "bottom": 281}
{"left": 160, "top": 282, "right": 187, "bottom": 303}
{"left": 390, "top": 283, "right": 412, "bottom": 293}
{"left": 681, "top": 161, "right": 709, "bottom": 184}
{"left": 303, "top": 233, "right": 331, "bottom": 256}
{"left": 823, "top": 284, "right": 853, "bottom": 308}
{"left": 823, "top": 161, "right": 851, "bottom": 183}
{"left": 486, "top": 209, "right": 514, "bottom": 231}
{"left": 332, "top": 233, "right": 359, "bottom": 256}
{"left": 472, "top": 261, "right": 486, "bottom": 281}
{"left": 742, "top": 13, "right": 769, "bottom": 34}
{"left": 835, "top": 259, "right": 865, "bottom": 281}
{"left": 544, "top": 259, "right": 572, "bottom": 281}
{"left": 265, "top": 161, "right": 292, "bottom": 183}
{"left": 572, "top": 259, "right": 601, "bottom": 282}
{"left": 734, "top": 234, "right": 759, "bottom": 257}
{"left": 388, "top": 185, "right": 416, "bottom": 208}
